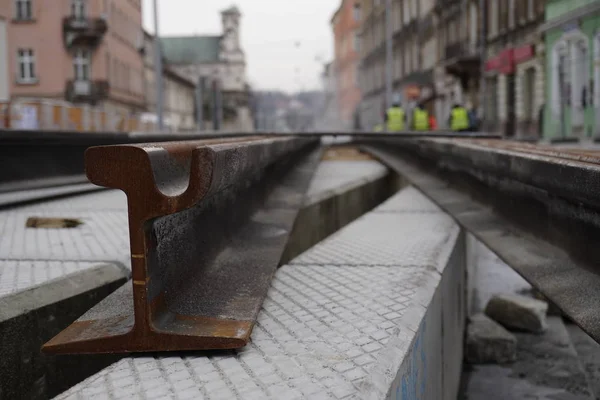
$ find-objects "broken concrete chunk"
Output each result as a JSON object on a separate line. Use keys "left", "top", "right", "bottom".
{"left": 466, "top": 314, "right": 517, "bottom": 364}
{"left": 485, "top": 294, "right": 548, "bottom": 333}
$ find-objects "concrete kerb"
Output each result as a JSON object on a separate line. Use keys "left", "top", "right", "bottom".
{"left": 0, "top": 263, "right": 128, "bottom": 399}
{"left": 282, "top": 162, "right": 400, "bottom": 264}
{"left": 56, "top": 186, "right": 467, "bottom": 400}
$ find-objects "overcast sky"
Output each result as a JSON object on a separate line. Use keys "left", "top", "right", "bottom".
{"left": 142, "top": 0, "right": 339, "bottom": 93}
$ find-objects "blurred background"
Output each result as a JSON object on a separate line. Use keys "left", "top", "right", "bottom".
{"left": 0, "top": 0, "right": 598, "bottom": 138}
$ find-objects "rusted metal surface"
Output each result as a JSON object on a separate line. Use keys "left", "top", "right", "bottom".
{"left": 362, "top": 139, "right": 600, "bottom": 344}
{"left": 43, "top": 136, "right": 321, "bottom": 354}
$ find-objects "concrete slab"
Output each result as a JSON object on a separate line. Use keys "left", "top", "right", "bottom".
{"left": 305, "top": 160, "right": 388, "bottom": 205}
{"left": 0, "top": 210, "right": 130, "bottom": 266}
{"left": 0, "top": 184, "right": 102, "bottom": 208}
{"left": 290, "top": 213, "right": 458, "bottom": 269}
{"left": 372, "top": 186, "right": 442, "bottom": 213}
{"left": 0, "top": 158, "right": 399, "bottom": 399}
{"left": 56, "top": 187, "right": 465, "bottom": 400}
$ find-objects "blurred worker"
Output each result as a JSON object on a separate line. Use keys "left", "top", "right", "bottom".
{"left": 449, "top": 103, "right": 470, "bottom": 132}
{"left": 412, "top": 103, "right": 430, "bottom": 131}
{"left": 384, "top": 101, "right": 406, "bottom": 132}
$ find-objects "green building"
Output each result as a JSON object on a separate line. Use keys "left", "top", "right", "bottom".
{"left": 541, "top": 0, "right": 600, "bottom": 139}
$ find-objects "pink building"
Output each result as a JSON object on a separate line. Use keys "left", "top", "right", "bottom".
{"left": 3, "top": 0, "right": 145, "bottom": 112}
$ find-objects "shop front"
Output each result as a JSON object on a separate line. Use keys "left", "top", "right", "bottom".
{"left": 485, "top": 43, "right": 543, "bottom": 139}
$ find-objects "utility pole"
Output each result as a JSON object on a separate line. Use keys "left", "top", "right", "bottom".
{"left": 385, "top": 0, "right": 393, "bottom": 111}
{"left": 478, "top": 0, "right": 486, "bottom": 125}
{"left": 153, "top": 0, "right": 164, "bottom": 130}
{"left": 196, "top": 77, "right": 205, "bottom": 130}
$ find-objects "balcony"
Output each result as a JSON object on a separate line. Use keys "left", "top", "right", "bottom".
{"left": 62, "top": 16, "right": 108, "bottom": 49}
{"left": 435, "top": 0, "right": 461, "bottom": 12}
{"left": 65, "top": 79, "right": 109, "bottom": 104}
{"left": 443, "top": 42, "right": 480, "bottom": 82}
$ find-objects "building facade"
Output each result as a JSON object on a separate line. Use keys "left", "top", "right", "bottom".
{"left": 143, "top": 31, "right": 195, "bottom": 131}
{"left": 6, "top": 0, "right": 145, "bottom": 113}
{"left": 160, "top": 6, "right": 253, "bottom": 131}
{"left": 483, "top": 0, "right": 545, "bottom": 138}
{"left": 358, "top": 0, "right": 437, "bottom": 130}
{"left": 541, "top": 0, "right": 600, "bottom": 139}
{"left": 0, "top": 2, "right": 9, "bottom": 102}
{"left": 331, "top": 0, "right": 362, "bottom": 129}
{"left": 317, "top": 61, "right": 342, "bottom": 130}
{"left": 433, "top": 0, "right": 482, "bottom": 129}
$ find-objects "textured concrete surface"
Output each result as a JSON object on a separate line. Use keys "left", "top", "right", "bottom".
{"left": 0, "top": 158, "right": 403, "bottom": 400}
{"left": 305, "top": 160, "right": 388, "bottom": 204}
{"left": 461, "top": 317, "right": 594, "bottom": 400}
{"left": 461, "top": 241, "right": 595, "bottom": 400}
{"left": 0, "top": 184, "right": 101, "bottom": 208}
{"left": 0, "top": 264, "right": 128, "bottom": 399}
{"left": 56, "top": 187, "right": 464, "bottom": 400}
{"left": 282, "top": 160, "right": 396, "bottom": 264}
{"left": 566, "top": 323, "right": 600, "bottom": 400}
{"left": 465, "top": 314, "right": 516, "bottom": 364}
{"left": 485, "top": 294, "right": 548, "bottom": 333}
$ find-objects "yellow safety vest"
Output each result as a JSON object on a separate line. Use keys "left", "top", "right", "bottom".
{"left": 374, "top": 124, "right": 383, "bottom": 132}
{"left": 387, "top": 107, "right": 405, "bottom": 132}
{"left": 413, "top": 108, "right": 430, "bottom": 131}
{"left": 450, "top": 107, "right": 470, "bottom": 131}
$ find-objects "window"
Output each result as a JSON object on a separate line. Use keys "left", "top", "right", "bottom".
{"left": 353, "top": 3, "right": 361, "bottom": 22}
{"left": 489, "top": 0, "right": 498, "bottom": 38}
{"left": 353, "top": 32, "right": 361, "bottom": 53}
{"left": 522, "top": 67, "right": 536, "bottom": 120}
{"left": 508, "top": 0, "right": 515, "bottom": 29}
{"left": 15, "top": 0, "right": 33, "bottom": 20}
{"left": 594, "top": 33, "right": 600, "bottom": 132}
{"left": 17, "top": 49, "right": 36, "bottom": 82}
{"left": 499, "top": 0, "right": 508, "bottom": 33}
{"left": 71, "top": 0, "right": 86, "bottom": 19}
{"left": 73, "top": 49, "right": 91, "bottom": 81}
{"left": 403, "top": 0, "right": 410, "bottom": 25}
{"left": 527, "top": 0, "right": 535, "bottom": 20}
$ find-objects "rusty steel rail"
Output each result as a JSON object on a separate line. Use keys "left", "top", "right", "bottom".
{"left": 42, "top": 135, "right": 321, "bottom": 354}
{"left": 360, "top": 137, "right": 600, "bottom": 344}
{"left": 0, "top": 129, "right": 496, "bottom": 196}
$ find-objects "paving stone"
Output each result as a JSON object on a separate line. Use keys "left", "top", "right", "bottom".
{"left": 465, "top": 314, "right": 517, "bottom": 364}
{"left": 485, "top": 294, "right": 548, "bottom": 334}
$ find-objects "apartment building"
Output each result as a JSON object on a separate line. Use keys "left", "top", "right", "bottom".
{"left": 433, "top": 0, "right": 482, "bottom": 129}
{"left": 541, "top": 0, "right": 600, "bottom": 139}
{"left": 358, "top": 0, "right": 437, "bottom": 130}
{"left": 160, "top": 6, "right": 253, "bottom": 131}
{"left": 0, "top": 2, "right": 9, "bottom": 102}
{"left": 6, "top": 0, "right": 145, "bottom": 113}
{"left": 331, "top": 0, "right": 362, "bottom": 129}
{"left": 483, "top": 0, "right": 545, "bottom": 138}
{"left": 143, "top": 31, "right": 195, "bottom": 132}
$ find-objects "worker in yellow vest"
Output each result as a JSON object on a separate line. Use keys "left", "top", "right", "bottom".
{"left": 385, "top": 102, "right": 406, "bottom": 132}
{"left": 412, "top": 103, "right": 430, "bottom": 131}
{"left": 449, "top": 103, "right": 470, "bottom": 132}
